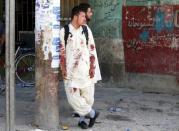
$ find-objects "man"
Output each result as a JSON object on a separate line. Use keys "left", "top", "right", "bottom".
{"left": 60, "top": 6, "right": 101, "bottom": 129}
{"left": 71, "top": 3, "right": 94, "bottom": 118}
{"left": 79, "top": 3, "right": 93, "bottom": 24}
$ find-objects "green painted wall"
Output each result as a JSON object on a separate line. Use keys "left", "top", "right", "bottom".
{"left": 126, "top": 0, "right": 179, "bottom": 5}
{"left": 89, "top": 0, "right": 122, "bottom": 38}
{"left": 89, "top": 0, "right": 179, "bottom": 39}
{"left": 126, "top": 0, "right": 159, "bottom": 5}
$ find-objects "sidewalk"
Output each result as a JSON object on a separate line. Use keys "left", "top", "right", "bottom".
{"left": 0, "top": 82, "right": 179, "bottom": 131}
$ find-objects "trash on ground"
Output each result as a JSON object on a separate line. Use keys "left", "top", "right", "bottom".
{"left": 108, "top": 106, "right": 122, "bottom": 113}
{"left": 61, "top": 125, "right": 69, "bottom": 130}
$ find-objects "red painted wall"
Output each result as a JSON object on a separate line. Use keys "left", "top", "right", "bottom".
{"left": 122, "top": 5, "right": 179, "bottom": 75}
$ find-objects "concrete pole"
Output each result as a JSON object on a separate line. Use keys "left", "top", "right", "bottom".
{"left": 5, "top": 0, "right": 15, "bottom": 130}
{"left": 35, "top": 0, "right": 60, "bottom": 130}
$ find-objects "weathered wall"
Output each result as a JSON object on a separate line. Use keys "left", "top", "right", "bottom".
{"left": 89, "top": 0, "right": 125, "bottom": 86}
{"left": 89, "top": 0, "right": 179, "bottom": 92}
{"left": 89, "top": 0, "right": 122, "bottom": 38}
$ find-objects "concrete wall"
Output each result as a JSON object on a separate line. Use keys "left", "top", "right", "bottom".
{"left": 89, "top": 0, "right": 179, "bottom": 93}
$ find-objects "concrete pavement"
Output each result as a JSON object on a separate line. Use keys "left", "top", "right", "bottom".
{"left": 0, "top": 82, "right": 179, "bottom": 131}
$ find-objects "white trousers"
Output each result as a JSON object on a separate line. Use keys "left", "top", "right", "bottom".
{"left": 64, "top": 80, "right": 95, "bottom": 116}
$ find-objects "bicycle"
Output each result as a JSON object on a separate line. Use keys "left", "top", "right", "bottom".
{"left": 0, "top": 41, "right": 35, "bottom": 93}
{"left": 15, "top": 41, "right": 35, "bottom": 85}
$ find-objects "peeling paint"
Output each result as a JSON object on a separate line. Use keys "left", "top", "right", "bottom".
{"left": 35, "top": 0, "right": 60, "bottom": 68}
{"left": 170, "top": 38, "right": 179, "bottom": 50}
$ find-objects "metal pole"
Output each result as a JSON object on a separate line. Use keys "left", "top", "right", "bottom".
{"left": 5, "top": 0, "right": 10, "bottom": 130}
{"left": 9, "top": 0, "right": 15, "bottom": 129}
{"left": 6, "top": 0, "right": 15, "bottom": 130}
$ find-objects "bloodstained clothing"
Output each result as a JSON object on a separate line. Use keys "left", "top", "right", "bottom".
{"left": 60, "top": 24, "right": 101, "bottom": 88}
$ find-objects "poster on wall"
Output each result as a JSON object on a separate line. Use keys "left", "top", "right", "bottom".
{"left": 35, "top": 0, "right": 60, "bottom": 69}
{"left": 122, "top": 5, "right": 179, "bottom": 75}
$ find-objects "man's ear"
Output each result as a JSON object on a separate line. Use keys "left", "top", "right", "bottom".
{"left": 73, "top": 15, "right": 76, "bottom": 20}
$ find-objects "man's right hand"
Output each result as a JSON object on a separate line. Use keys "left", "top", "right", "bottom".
{"left": 70, "top": 88, "right": 78, "bottom": 94}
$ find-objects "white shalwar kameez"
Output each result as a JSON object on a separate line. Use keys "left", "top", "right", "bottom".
{"left": 60, "top": 24, "right": 101, "bottom": 116}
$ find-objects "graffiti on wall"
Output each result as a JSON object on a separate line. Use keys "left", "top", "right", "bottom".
{"left": 90, "top": 0, "right": 121, "bottom": 38}
{"left": 122, "top": 5, "right": 179, "bottom": 75}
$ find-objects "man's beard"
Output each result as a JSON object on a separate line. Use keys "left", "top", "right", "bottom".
{"left": 86, "top": 17, "right": 91, "bottom": 23}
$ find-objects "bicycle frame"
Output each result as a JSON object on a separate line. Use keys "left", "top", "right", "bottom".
{"left": 15, "top": 44, "right": 35, "bottom": 86}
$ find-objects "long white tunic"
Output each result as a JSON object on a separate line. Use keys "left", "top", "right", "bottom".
{"left": 60, "top": 24, "right": 101, "bottom": 88}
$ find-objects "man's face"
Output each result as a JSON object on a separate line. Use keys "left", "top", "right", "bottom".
{"left": 77, "top": 11, "right": 86, "bottom": 25}
{"left": 86, "top": 8, "right": 93, "bottom": 21}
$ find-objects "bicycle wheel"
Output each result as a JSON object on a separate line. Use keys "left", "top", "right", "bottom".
{"left": 15, "top": 53, "right": 35, "bottom": 85}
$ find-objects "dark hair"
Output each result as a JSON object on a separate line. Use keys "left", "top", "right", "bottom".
{"left": 78, "top": 3, "right": 91, "bottom": 13}
{"left": 71, "top": 5, "right": 85, "bottom": 20}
